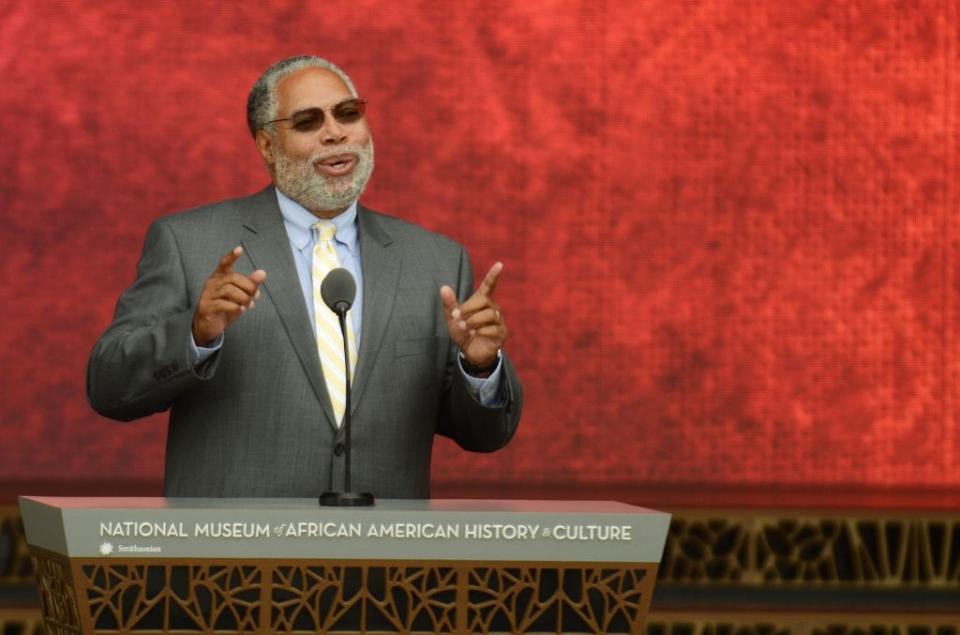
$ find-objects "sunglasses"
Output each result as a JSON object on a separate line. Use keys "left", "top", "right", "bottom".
{"left": 266, "top": 98, "right": 367, "bottom": 132}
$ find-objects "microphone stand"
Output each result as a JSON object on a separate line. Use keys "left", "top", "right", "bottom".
{"left": 320, "top": 305, "right": 375, "bottom": 507}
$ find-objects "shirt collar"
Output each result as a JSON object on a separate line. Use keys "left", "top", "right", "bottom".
{"left": 274, "top": 188, "right": 359, "bottom": 253}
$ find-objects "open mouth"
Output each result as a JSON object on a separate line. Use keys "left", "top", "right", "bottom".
{"left": 315, "top": 154, "right": 358, "bottom": 177}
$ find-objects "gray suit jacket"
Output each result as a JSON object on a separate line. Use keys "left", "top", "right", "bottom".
{"left": 87, "top": 187, "right": 523, "bottom": 498}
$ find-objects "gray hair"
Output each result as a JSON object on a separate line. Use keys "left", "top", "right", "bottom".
{"left": 246, "top": 56, "right": 358, "bottom": 138}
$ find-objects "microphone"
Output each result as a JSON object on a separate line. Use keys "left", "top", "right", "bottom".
{"left": 318, "top": 268, "right": 374, "bottom": 507}
{"left": 321, "top": 267, "right": 356, "bottom": 315}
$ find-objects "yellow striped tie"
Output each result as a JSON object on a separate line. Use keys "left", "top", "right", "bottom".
{"left": 312, "top": 221, "right": 357, "bottom": 427}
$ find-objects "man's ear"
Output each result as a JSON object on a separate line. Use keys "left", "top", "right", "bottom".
{"left": 255, "top": 129, "right": 275, "bottom": 167}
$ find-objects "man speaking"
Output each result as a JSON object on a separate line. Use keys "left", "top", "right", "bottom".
{"left": 86, "top": 55, "right": 523, "bottom": 498}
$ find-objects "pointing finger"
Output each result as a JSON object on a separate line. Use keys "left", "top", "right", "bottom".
{"left": 216, "top": 246, "right": 243, "bottom": 273}
{"left": 476, "top": 261, "right": 503, "bottom": 297}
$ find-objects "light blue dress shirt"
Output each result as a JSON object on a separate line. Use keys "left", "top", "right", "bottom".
{"left": 276, "top": 190, "right": 363, "bottom": 341}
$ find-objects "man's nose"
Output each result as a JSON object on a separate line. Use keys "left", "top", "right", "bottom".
{"left": 320, "top": 115, "right": 348, "bottom": 144}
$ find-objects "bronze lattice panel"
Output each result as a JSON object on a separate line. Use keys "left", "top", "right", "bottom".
{"left": 659, "top": 514, "right": 960, "bottom": 586}
{"left": 32, "top": 552, "right": 81, "bottom": 635}
{"left": 30, "top": 552, "right": 655, "bottom": 634}
{"left": 270, "top": 564, "right": 459, "bottom": 633}
{"left": 464, "top": 566, "right": 648, "bottom": 634}
{"left": 80, "top": 562, "right": 262, "bottom": 632}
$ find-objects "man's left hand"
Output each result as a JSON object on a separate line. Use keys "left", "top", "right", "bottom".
{"left": 440, "top": 262, "right": 507, "bottom": 377}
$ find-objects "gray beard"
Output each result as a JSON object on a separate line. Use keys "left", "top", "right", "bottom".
{"left": 273, "top": 140, "right": 374, "bottom": 214}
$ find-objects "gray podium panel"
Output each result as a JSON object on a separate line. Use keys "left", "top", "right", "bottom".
{"left": 20, "top": 497, "right": 670, "bottom": 563}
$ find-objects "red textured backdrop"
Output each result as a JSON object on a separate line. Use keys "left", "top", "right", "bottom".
{"left": 2, "top": 1, "right": 958, "bottom": 489}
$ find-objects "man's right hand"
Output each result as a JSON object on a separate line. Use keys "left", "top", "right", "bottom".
{"left": 192, "top": 246, "right": 267, "bottom": 346}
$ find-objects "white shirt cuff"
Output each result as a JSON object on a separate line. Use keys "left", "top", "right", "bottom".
{"left": 190, "top": 333, "right": 224, "bottom": 366}
{"left": 458, "top": 352, "right": 506, "bottom": 407}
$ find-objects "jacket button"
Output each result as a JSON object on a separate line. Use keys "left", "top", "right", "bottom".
{"left": 334, "top": 443, "right": 345, "bottom": 456}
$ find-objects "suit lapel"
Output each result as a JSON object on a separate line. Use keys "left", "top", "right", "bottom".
{"left": 239, "top": 188, "right": 338, "bottom": 430}
{"left": 352, "top": 206, "right": 400, "bottom": 412}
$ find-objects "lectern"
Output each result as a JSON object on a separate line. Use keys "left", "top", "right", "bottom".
{"left": 20, "top": 497, "right": 670, "bottom": 634}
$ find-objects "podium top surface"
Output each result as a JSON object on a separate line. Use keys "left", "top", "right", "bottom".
{"left": 19, "top": 496, "right": 670, "bottom": 563}
{"left": 20, "top": 496, "right": 658, "bottom": 513}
